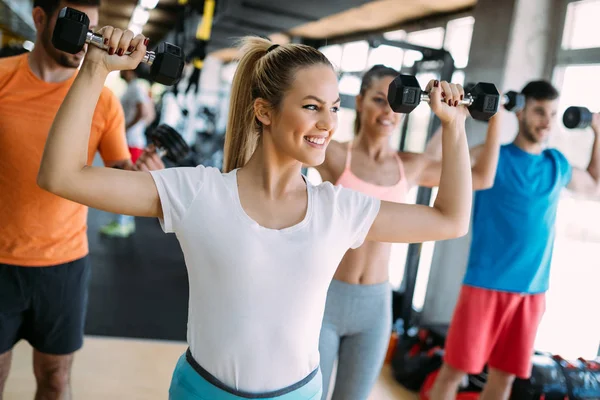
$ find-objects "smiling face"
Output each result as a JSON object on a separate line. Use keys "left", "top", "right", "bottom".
{"left": 356, "top": 74, "right": 402, "bottom": 138}
{"left": 516, "top": 98, "right": 558, "bottom": 144}
{"left": 257, "top": 64, "right": 340, "bottom": 167}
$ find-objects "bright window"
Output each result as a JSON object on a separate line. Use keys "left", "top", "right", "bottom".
{"left": 534, "top": 63, "right": 600, "bottom": 359}
{"left": 404, "top": 28, "right": 445, "bottom": 68}
{"left": 320, "top": 45, "right": 343, "bottom": 71}
{"left": 384, "top": 29, "right": 407, "bottom": 41}
{"left": 561, "top": 0, "right": 600, "bottom": 50}
{"left": 340, "top": 41, "right": 369, "bottom": 72}
{"left": 444, "top": 17, "right": 475, "bottom": 69}
{"left": 367, "top": 45, "right": 404, "bottom": 71}
{"left": 338, "top": 74, "right": 362, "bottom": 96}
{"left": 452, "top": 70, "right": 465, "bottom": 86}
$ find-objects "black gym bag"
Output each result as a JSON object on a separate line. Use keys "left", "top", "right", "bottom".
{"left": 391, "top": 325, "right": 448, "bottom": 390}
{"left": 510, "top": 353, "right": 600, "bottom": 400}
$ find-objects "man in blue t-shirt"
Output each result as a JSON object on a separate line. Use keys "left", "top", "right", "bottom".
{"left": 430, "top": 81, "right": 600, "bottom": 400}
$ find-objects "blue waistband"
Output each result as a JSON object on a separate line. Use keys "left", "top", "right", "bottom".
{"left": 168, "top": 349, "right": 322, "bottom": 400}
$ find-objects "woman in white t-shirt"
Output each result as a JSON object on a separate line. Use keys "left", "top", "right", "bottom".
{"left": 38, "top": 27, "right": 473, "bottom": 400}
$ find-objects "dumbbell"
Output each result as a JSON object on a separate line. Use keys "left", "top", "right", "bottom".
{"left": 52, "top": 7, "right": 184, "bottom": 86}
{"left": 387, "top": 75, "right": 500, "bottom": 121}
{"left": 148, "top": 124, "right": 191, "bottom": 164}
{"left": 464, "top": 83, "right": 525, "bottom": 112}
{"left": 563, "top": 106, "right": 594, "bottom": 129}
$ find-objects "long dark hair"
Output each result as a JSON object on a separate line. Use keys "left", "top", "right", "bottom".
{"left": 354, "top": 64, "right": 399, "bottom": 135}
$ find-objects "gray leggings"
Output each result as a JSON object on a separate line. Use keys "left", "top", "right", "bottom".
{"left": 318, "top": 279, "right": 392, "bottom": 400}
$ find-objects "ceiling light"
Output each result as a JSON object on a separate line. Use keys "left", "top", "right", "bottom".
{"left": 131, "top": 6, "right": 150, "bottom": 26}
{"left": 22, "top": 40, "right": 35, "bottom": 51}
{"left": 140, "top": 0, "right": 160, "bottom": 9}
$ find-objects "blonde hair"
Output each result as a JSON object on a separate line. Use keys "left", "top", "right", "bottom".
{"left": 222, "top": 36, "right": 333, "bottom": 173}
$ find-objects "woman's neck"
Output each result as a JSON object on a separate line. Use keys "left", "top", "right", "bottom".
{"left": 240, "top": 138, "right": 305, "bottom": 199}
{"left": 354, "top": 130, "right": 395, "bottom": 160}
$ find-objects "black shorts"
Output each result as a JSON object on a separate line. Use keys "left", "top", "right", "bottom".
{"left": 0, "top": 256, "right": 91, "bottom": 355}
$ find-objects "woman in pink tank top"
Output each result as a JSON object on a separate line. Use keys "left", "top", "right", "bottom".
{"left": 314, "top": 65, "right": 502, "bottom": 400}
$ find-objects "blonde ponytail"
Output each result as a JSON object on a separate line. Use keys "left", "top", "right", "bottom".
{"left": 222, "top": 36, "right": 333, "bottom": 172}
{"left": 222, "top": 37, "right": 270, "bottom": 173}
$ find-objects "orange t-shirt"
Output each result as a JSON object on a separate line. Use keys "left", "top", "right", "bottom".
{"left": 0, "top": 54, "right": 130, "bottom": 267}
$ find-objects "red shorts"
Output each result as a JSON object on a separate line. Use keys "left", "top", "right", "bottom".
{"left": 129, "top": 147, "right": 144, "bottom": 164}
{"left": 444, "top": 285, "right": 546, "bottom": 379}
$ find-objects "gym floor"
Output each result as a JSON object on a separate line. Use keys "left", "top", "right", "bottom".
{"left": 3, "top": 203, "right": 417, "bottom": 399}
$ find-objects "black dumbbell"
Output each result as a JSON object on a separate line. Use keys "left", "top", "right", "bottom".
{"left": 148, "top": 124, "right": 191, "bottom": 164}
{"left": 563, "top": 106, "right": 594, "bottom": 129}
{"left": 52, "top": 7, "right": 184, "bottom": 86}
{"left": 464, "top": 82, "right": 525, "bottom": 112}
{"left": 388, "top": 75, "right": 500, "bottom": 121}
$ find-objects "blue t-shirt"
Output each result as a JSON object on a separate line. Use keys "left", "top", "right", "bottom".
{"left": 464, "top": 143, "right": 572, "bottom": 294}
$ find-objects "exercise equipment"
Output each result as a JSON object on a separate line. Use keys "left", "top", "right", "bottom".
{"left": 387, "top": 74, "right": 500, "bottom": 121}
{"left": 464, "top": 82, "right": 525, "bottom": 112}
{"left": 148, "top": 124, "right": 191, "bottom": 164}
{"left": 391, "top": 325, "right": 448, "bottom": 391}
{"left": 563, "top": 106, "right": 595, "bottom": 129}
{"left": 510, "top": 353, "right": 600, "bottom": 400}
{"left": 184, "top": 0, "right": 216, "bottom": 95}
{"left": 52, "top": 7, "right": 185, "bottom": 86}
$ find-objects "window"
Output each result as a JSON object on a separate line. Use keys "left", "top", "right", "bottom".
{"left": 451, "top": 70, "right": 465, "bottom": 86}
{"left": 320, "top": 44, "right": 343, "bottom": 71}
{"left": 340, "top": 41, "right": 370, "bottom": 72}
{"left": 534, "top": 63, "right": 600, "bottom": 360}
{"left": 533, "top": 0, "right": 600, "bottom": 360}
{"left": 338, "top": 74, "right": 362, "bottom": 96}
{"left": 404, "top": 28, "right": 445, "bottom": 68}
{"left": 561, "top": 0, "right": 600, "bottom": 50}
{"left": 549, "top": 64, "right": 600, "bottom": 165}
{"left": 384, "top": 29, "right": 407, "bottom": 41}
{"left": 367, "top": 45, "right": 404, "bottom": 71}
{"left": 444, "top": 17, "right": 475, "bottom": 69}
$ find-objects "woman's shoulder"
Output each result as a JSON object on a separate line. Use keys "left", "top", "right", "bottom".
{"left": 397, "top": 150, "right": 422, "bottom": 162}
{"left": 152, "top": 164, "right": 224, "bottom": 185}
{"left": 397, "top": 150, "right": 429, "bottom": 173}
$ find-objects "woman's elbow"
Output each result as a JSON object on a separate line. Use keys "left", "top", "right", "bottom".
{"left": 455, "top": 221, "right": 470, "bottom": 238}
{"left": 439, "top": 223, "right": 469, "bottom": 240}
{"left": 36, "top": 168, "right": 68, "bottom": 196}
{"left": 452, "top": 214, "right": 471, "bottom": 238}
{"left": 439, "top": 214, "right": 470, "bottom": 240}
{"left": 37, "top": 172, "right": 58, "bottom": 194}
{"left": 472, "top": 172, "right": 495, "bottom": 191}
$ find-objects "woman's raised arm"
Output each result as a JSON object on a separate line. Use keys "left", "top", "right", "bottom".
{"left": 367, "top": 79, "right": 473, "bottom": 243}
{"left": 37, "top": 27, "right": 162, "bottom": 218}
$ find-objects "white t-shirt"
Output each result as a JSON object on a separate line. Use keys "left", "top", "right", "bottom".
{"left": 120, "top": 79, "right": 150, "bottom": 149}
{"left": 149, "top": 165, "right": 381, "bottom": 392}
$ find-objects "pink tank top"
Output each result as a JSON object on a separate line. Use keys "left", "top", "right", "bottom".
{"left": 335, "top": 141, "right": 408, "bottom": 203}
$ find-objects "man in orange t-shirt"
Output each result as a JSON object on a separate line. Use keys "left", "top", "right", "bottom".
{"left": 0, "top": 1, "right": 164, "bottom": 397}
